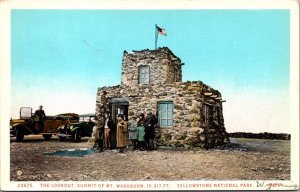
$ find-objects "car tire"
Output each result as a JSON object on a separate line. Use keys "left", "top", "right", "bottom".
{"left": 42, "top": 134, "right": 52, "bottom": 140}
{"left": 16, "top": 127, "right": 24, "bottom": 142}
{"left": 59, "top": 136, "right": 66, "bottom": 142}
{"left": 74, "top": 130, "right": 81, "bottom": 143}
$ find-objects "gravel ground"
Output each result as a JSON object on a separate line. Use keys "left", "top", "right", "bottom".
{"left": 10, "top": 136, "right": 290, "bottom": 181}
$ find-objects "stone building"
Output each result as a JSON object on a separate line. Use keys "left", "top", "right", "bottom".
{"left": 96, "top": 47, "right": 229, "bottom": 149}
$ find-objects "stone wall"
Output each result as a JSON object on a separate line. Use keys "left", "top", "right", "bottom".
{"left": 96, "top": 81, "right": 229, "bottom": 149}
{"left": 121, "top": 47, "right": 182, "bottom": 87}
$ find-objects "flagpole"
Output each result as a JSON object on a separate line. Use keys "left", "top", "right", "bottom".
{"left": 155, "top": 24, "right": 158, "bottom": 50}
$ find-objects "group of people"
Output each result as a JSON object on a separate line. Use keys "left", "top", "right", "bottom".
{"left": 92, "top": 114, "right": 115, "bottom": 152}
{"left": 128, "top": 112, "right": 158, "bottom": 151}
{"left": 92, "top": 112, "right": 158, "bottom": 153}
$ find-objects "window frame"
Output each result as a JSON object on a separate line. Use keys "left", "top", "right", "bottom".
{"left": 138, "top": 65, "right": 150, "bottom": 84}
{"left": 158, "top": 101, "right": 174, "bottom": 127}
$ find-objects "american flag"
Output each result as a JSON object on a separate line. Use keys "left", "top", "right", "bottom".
{"left": 156, "top": 25, "right": 167, "bottom": 36}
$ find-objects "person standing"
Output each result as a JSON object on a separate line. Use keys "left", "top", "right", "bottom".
{"left": 98, "top": 123, "right": 104, "bottom": 152}
{"left": 128, "top": 116, "right": 138, "bottom": 150}
{"left": 34, "top": 105, "right": 46, "bottom": 132}
{"left": 91, "top": 124, "right": 99, "bottom": 149}
{"left": 144, "top": 112, "right": 158, "bottom": 150}
{"left": 137, "top": 113, "right": 145, "bottom": 126}
{"left": 116, "top": 114, "right": 128, "bottom": 153}
{"left": 104, "top": 114, "right": 111, "bottom": 149}
{"left": 137, "top": 113, "right": 146, "bottom": 150}
{"left": 107, "top": 115, "right": 116, "bottom": 149}
{"left": 91, "top": 122, "right": 104, "bottom": 152}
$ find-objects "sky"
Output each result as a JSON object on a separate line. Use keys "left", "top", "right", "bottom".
{"left": 11, "top": 9, "right": 290, "bottom": 133}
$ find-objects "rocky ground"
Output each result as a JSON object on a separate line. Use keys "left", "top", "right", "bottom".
{"left": 10, "top": 136, "right": 290, "bottom": 181}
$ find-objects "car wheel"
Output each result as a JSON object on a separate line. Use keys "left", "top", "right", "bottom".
{"left": 42, "top": 134, "right": 52, "bottom": 140}
{"left": 16, "top": 127, "right": 24, "bottom": 142}
{"left": 74, "top": 130, "right": 81, "bottom": 142}
{"left": 59, "top": 136, "right": 66, "bottom": 142}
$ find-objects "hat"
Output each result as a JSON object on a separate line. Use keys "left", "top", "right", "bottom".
{"left": 117, "top": 114, "right": 124, "bottom": 119}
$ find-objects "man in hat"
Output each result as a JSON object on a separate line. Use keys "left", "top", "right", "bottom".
{"left": 104, "top": 113, "right": 115, "bottom": 149}
{"left": 34, "top": 105, "right": 46, "bottom": 132}
{"left": 144, "top": 112, "right": 158, "bottom": 150}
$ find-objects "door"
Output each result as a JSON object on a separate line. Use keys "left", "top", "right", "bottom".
{"left": 204, "top": 104, "right": 213, "bottom": 126}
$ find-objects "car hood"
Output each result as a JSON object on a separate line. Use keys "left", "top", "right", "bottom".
{"left": 69, "top": 122, "right": 94, "bottom": 126}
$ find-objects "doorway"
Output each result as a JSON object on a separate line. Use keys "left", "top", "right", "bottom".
{"left": 110, "top": 97, "right": 129, "bottom": 122}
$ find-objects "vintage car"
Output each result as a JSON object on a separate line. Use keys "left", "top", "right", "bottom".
{"left": 57, "top": 113, "right": 95, "bottom": 142}
{"left": 10, "top": 107, "right": 79, "bottom": 142}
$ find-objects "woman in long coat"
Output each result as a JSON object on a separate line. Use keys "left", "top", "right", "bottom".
{"left": 116, "top": 114, "right": 128, "bottom": 153}
{"left": 128, "top": 117, "right": 138, "bottom": 150}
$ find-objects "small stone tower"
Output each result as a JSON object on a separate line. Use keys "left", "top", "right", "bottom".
{"left": 121, "top": 48, "right": 183, "bottom": 86}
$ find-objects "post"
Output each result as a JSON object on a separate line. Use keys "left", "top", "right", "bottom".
{"left": 155, "top": 24, "right": 158, "bottom": 49}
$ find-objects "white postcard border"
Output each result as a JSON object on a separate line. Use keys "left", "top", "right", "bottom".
{"left": 0, "top": 0, "right": 299, "bottom": 191}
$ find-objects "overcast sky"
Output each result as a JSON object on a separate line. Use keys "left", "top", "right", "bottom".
{"left": 11, "top": 9, "right": 290, "bottom": 133}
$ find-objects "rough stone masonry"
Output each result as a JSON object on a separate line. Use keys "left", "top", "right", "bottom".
{"left": 96, "top": 47, "right": 229, "bottom": 149}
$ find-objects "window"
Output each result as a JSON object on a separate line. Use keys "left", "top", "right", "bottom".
{"left": 158, "top": 102, "right": 173, "bottom": 127}
{"left": 139, "top": 65, "right": 150, "bottom": 84}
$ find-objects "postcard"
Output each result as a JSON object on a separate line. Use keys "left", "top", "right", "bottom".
{"left": 0, "top": 0, "right": 299, "bottom": 191}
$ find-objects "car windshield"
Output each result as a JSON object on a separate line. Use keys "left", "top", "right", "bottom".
{"left": 20, "top": 107, "right": 32, "bottom": 119}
